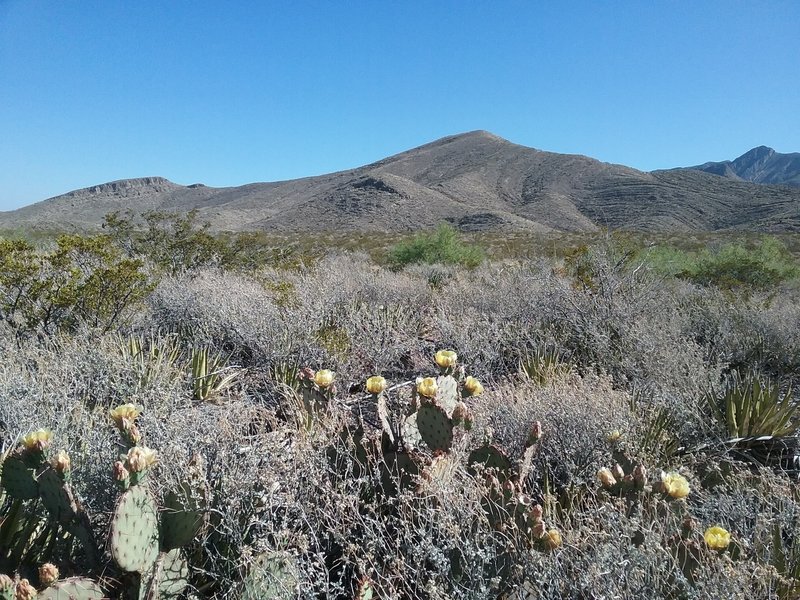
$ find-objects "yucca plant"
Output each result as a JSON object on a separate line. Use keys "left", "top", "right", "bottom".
{"left": 118, "top": 333, "right": 181, "bottom": 391}
{"left": 518, "top": 347, "right": 571, "bottom": 386}
{"left": 707, "top": 373, "right": 798, "bottom": 438}
{"left": 190, "top": 347, "right": 241, "bottom": 401}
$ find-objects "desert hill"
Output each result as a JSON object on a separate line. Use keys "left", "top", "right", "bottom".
{"left": 3, "top": 131, "right": 799, "bottom": 233}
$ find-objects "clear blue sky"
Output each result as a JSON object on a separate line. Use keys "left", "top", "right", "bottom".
{"left": 1, "top": 1, "right": 798, "bottom": 210}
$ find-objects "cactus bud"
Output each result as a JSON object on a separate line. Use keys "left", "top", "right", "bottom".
{"left": 113, "top": 460, "right": 130, "bottom": 481}
{"left": 526, "top": 421, "right": 543, "bottom": 446}
{"left": 39, "top": 562, "right": 60, "bottom": 586}
{"left": 451, "top": 401, "right": 473, "bottom": 430}
{"left": 15, "top": 579, "right": 37, "bottom": 600}
{"left": 299, "top": 367, "right": 315, "bottom": 380}
{"left": 530, "top": 504, "right": 544, "bottom": 522}
{"left": 462, "top": 376, "right": 484, "bottom": 397}
{"left": 597, "top": 467, "right": 617, "bottom": 489}
{"left": 366, "top": 375, "right": 387, "bottom": 395}
{"left": 532, "top": 520, "right": 548, "bottom": 539}
{"left": 632, "top": 464, "right": 647, "bottom": 489}
{"left": 314, "top": 369, "right": 334, "bottom": 388}
{"left": 434, "top": 350, "right": 457, "bottom": 368}
{"left": 51, "top": 450, "right": 71, "bottom": 474}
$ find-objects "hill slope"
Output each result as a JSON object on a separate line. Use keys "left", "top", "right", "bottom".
{"left": 683, "top": 146, "right": 800, "bottom": 187}
{"left": 3, "top": 131, "right": 799, "bottom": 232}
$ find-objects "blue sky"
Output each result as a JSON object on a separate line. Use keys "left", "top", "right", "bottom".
{"left": 1, "top": 1, "right": 798, "bottom": 210}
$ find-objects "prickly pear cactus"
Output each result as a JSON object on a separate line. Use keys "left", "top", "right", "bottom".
{"left": 37, "top": 467, "right": 79, "bottom": 524}
{"left": 0, "top": 577, "right": 14, "bottom": 600}
{"left": 435, "top": 375, "right": 459, "bottom": 417}
{"left": 37, "top": 577, "right": 105, "bottom": 599}
{"left": 415, "top": 403, "right": 454, "bottom": 452}
{"left": 0, "top": 454, "right": 39, "bottom": 499}
{"left": 160, "top": 484, "right": 205, "bottom": 551}
{"left": 111, "top": 485, "right": 160, "bottom": 572}
{"left": 400, "top": 413, "right": 423, "bottom": 450}
{"left": 241, "top": 551, "right": 299, "bottom": 600}
{"left": 468, "top": 444, "right": 513, "bottom": 481}
{"left": 145, "top": 548, "right": 189, "bottom": 599}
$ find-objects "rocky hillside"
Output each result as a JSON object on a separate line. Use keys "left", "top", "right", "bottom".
{"left": 3, "top": 132, "right": 799, "bottom": 232}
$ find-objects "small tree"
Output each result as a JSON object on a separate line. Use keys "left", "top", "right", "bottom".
{"left": 388, "top": 223, "right": 484, "bottom": 269}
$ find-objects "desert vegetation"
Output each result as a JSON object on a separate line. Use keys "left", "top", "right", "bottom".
{"left": 1, "top": 216, "right": 799, "bottom": 599}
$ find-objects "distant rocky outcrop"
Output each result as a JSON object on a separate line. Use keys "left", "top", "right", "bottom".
{"left": 2, "top": 132, "right": 799, "bottom": 233}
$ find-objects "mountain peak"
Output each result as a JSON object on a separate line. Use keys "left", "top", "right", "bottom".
{"left": 684, "top": 145, "right": 799, "bottom": 187}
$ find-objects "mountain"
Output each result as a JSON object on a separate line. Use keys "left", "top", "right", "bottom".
{"left": 2, "top": 131, "right": 799, "bottom": 233}
{"left": 682, "top": 146, "right": 800, "bottom": 187}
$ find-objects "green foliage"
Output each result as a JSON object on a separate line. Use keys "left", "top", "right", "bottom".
{"left": 648, "top": 236, "right": 798, "bottom": 289}
{"left": 0, "top": 235, "right": 153, "bottom": 335}
{"left": 707, "top": 373, "right": 798, "bottom": 438}
{"left": 387, "top": 223, "right": 484, "bottom": 269}
{"left": 518, "top": 347, "right": 571, "bottom": 386}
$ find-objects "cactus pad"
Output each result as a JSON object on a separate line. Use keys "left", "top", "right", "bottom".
{"left": 146, "top": 548, "right": 189, "bottom": 598}
{"left": 468, "top": 444, "right": 513, "bottom": 480}
{"left": 161, "top": 484, "right": 205, "bottom": 551}
{"left": 416, "top": 403, "right": 454, "bottom": 452}
{"left": 380, "top": 451, "right": 420, "bottom": 496}
{"left": 1, "top": 454, "right": 38, "bottom": 499}
{"left": 111, "top": 485, "right": 159, "bottom": 572}
{"left": 241, "top": 551, "right": 299, "bottom": 600}
{"left": 435, "top": 375, "right": 459, "bottom": 417}
{"left": 400, "top": 413, "right": 422, "bottom": 451}
{"left": 38, "top": 466, "right": 79, "bottom": 524}
{"left": 37, "top": 577, "right": 104, "bottom": 599}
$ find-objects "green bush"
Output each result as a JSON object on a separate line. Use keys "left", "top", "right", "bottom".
{"left": 0, "top": 234, "right": 153, "bottom": 334}
{"left": 387, "top": 223, "right": 484, "bottom": 269}
{"left": 647, "top": 236, "right": 798, "bottom": 289}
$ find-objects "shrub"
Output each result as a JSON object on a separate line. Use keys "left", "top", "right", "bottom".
{"left": 387, "top": 223, "right": 484, "bottom": 269}
{"left": 0, "top": 235, "right": 153, "bottom": 335}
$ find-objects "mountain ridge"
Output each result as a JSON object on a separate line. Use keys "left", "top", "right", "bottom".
{"left": 682, "top": 146, "right": 800, "bottom": 187}
{"left": 3, "top": 132, "right": 799, "bottom": 233}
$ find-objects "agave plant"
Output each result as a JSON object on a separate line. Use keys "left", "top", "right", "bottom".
{"left": 190, "top": 346, "right": 241, "bottom": 401}
{"left": 707, "top": 373, "right": 797, "bottom": 438}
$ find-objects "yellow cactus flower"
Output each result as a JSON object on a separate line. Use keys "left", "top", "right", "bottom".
{"left": 704, "top": 525, "right": 731, "bottom": 551}
{"left": 463, "top": 376, "right": 484, "bottom": 397}
{"left": 434, "top": 350, "right": 458, "bottom": 368}
{"left": 314, "top": 369, "right": 335, "bottom": 388}
{"left": 661, "top": 471, "right": 690, "bottom": 499}
{"left": 109, "top": 403, "right": 141, "bottom": 430}
{"left": 417, "top": 377, "right": 438, "bottom": 398}
{"left": 544, "top": 529, "right": 562, "bottom": 550}
{"left": 21, "top": 428, "right": 53, "bottom": 452}
{"left": 51, "top": 450, "right": 71, "bottom": 474}
{"left": 607, "top": 430, "right": 622, "bottom": 443}
{"left": 0, "top": 574, "right": 12, "bottom": 590}
{"left": 126, "top": 446, "right": 158, "bottom": 473}
{"left": 366, "top": 375, "right": 387, "bottom": 395}
{"left": 39, "top": 562, "right": 60, "bottom": 586}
